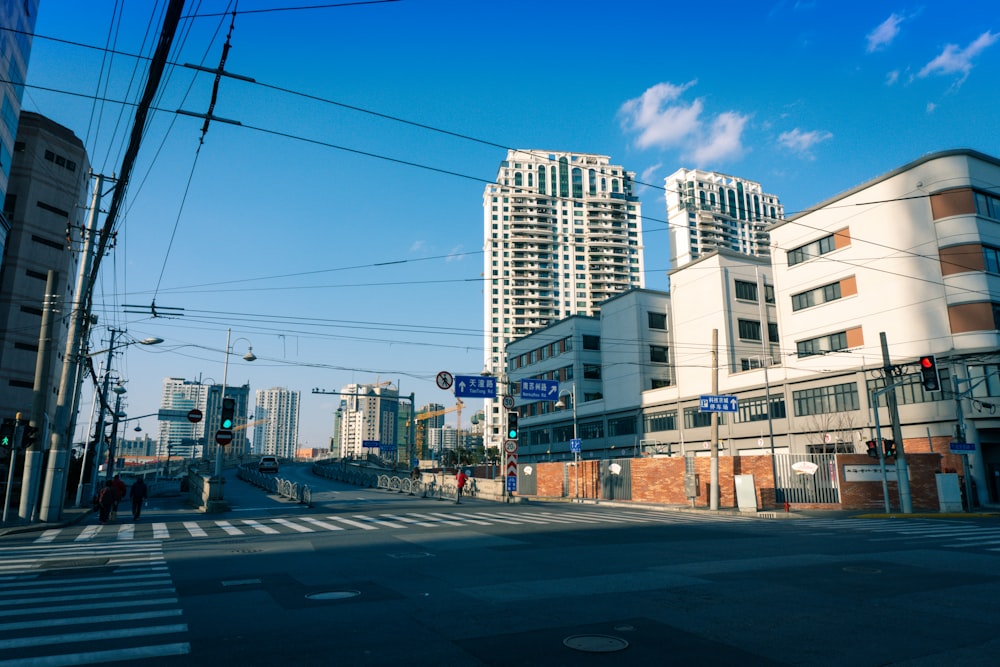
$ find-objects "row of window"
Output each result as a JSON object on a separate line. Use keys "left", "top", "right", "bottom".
{"left": 791, "top": 281, "right": 842, "bottom": 311}
{"left": 788, "top": 231, "right": 838, "bottom": 266}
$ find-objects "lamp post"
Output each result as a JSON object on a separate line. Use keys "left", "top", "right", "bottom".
{"left": 215, "top": 328, "right": 256, "bottom": 482}
{"left": 555, "top": 385, "right": 580, "bottom": 501}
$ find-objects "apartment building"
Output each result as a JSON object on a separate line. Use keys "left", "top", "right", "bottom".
{"left": 483, "top": 149, "right": 644, "bottom": 454}
{"left": 665, "top": 168, "right": 784, "bottom": 268}
{"left": 253, "top": 387, "right": 300, "bottom": 458}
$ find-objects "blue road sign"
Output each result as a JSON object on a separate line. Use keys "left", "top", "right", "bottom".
{"left": 699, "top": 395, "right": 739, "bottom": 412}
{"left": 506, "top": 475, "right": 517, "bottom": 492}
{"left": 570, "top": 438, "right": 582, "bottom": 453}
{"left": 362, "top": 440, "right": 380, "bottom": 449}
{"left": 520, "top": 379, "right": 560, "bottom": 401}
{"left": 454, "top": 375, "right": 497, "bottom": 398}
{"left": 949, "top": 442, "right": 976, "bottom": 453}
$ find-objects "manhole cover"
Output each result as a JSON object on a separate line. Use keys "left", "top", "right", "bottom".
{"left": 305, "top": 590, "right": 361, "bottom": 601}
{"left": 843, "top": 566, "right": 882, "bottom": 574}
{"left": 563, "top": 634, "right": 629, "bottom": 653}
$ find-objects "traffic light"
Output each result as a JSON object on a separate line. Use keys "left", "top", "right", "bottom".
{"left": 883, "top": 439, "right": 896, "bottom": 458}
{"left": 866, "top": 440, "right": 878, "bottom": 458}
{"left": 506, "top": 412, "right": 518, "bottom": 440}
{"left": 0, "top": 418, "right": 14, "bottom": 448}
{"left": 220, "top": 398, "right": 236, "bottom": 430}
{"left": 918, "top": 355, "right": 940, "bottom": 391}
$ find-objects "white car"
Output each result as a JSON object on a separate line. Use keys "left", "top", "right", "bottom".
{"left": 258, "top": 456, "right": 279, "bottom": 474}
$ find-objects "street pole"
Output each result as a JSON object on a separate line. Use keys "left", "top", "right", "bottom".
{"left": 106, "top": 386, "right": 126, "bottom": 480}
{"left": 710, "top": 329, "right": 719, "bottom": 511}
{"left": 215, "top": 328, "right": 232, "bottom": 481}
{"left": 880, "top": 332, "right": 912, "bottom": 513}
{"left": 40, "top": 174, "right": 103, "bottom": 521}
{"left": 572, "top": 385, "right": 579, "bottom": 501}
{"left": 74, "top": 361, "right": 103, "bottom": 506}
{"left": 19, "top": 270, "right": 59, "bottom": 521}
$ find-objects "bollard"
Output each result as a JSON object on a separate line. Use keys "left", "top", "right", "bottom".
{"left": 784, "top": 500, "right": 790, "bottom": 513}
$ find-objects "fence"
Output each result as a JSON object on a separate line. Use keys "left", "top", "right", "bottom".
{"left": 773, "top": 453, "right": 839, "bottom": 504}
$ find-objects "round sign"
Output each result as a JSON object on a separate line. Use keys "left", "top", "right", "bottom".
{"left": 187, "top": 408, "right": 203, "bottom": 423}
{"left": 502, "top": 395, "right": 515, "bottom": 409}
{"left": 435, "top": 371, "right": 454, "bottom": 390}
{"left": 504, "top": 439, "right": 518, "bottom": 453}
{"left": 215, "top": 429, "right": 233, "bottom": 446}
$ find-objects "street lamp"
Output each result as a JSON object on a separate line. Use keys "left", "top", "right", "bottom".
{"left": 555, "top": 385, "right": 580, "bottom": 501}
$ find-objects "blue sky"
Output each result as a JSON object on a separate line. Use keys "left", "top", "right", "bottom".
{"left": 23, "top": 1, "right": 1000, "bottom": 448}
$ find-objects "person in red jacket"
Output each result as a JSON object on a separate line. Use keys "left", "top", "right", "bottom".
{"left": 455, "top": 469, "right": 468, "bottom": 504}
{"left": 111, "top": 474, "right": 127, "bottom": 521}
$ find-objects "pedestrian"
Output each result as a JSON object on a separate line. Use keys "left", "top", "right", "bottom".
{"left": 111, "top": 474, "right": 126, "bottom": 521}
{"left": 130, "top": 477, "right": 149, "bottom": 521}
{"left": 97, "top": 480, "right": 116, "bottom": 524}
{"left": 456, "top": 468, "right": 468, "bottom": 504}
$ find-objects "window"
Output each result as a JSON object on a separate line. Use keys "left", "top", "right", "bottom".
{"left": 684, "top": 407, "right": 722, "bottom": 428}
{"left": 738, "top": 319, "right": 762, "bottom": 341}
{"left": 737, "top": 396, "right": 786, "bottom": 422}
{"left": 579, "top": 420, "right": 604, "bottom": 440}
{"left": 651, "top": 378, "right": 671, "bottom": 389}
{"left": 648, "top": 311, "right": 667, "bottom": 330}
{"left": 649, "top": 345, "right": 668, "bottom": 363}
{"left": 788, "top": 232, "right": 840, "bottom": 266}
{"left": 975, "top": 191, "right": 1000, "bottom": 220}
{"left": 583, "top": 364, "right": 601, "bottom": 379}
{"left": 644, "top": 410, "right": 676, "bottom": 432}
{"left": 608, "top": 416, "right": 636, "bottom": 436}
{"left": 734, "top": 279, "right": 757, "bottom": 301}
{"left": 582, "top": 335, "right": 600, "bottom": 350}
{"left": 984, "top": 246, "right": 1000, "bottom": 274}
{"left": 793, "top": 382, "right": 860, "bottom": 416}
{"left": 796, "top": 331, "right": 848, "bottom": 357}
{"left": 791, "top": 281, "right": 843, "bottom": 311}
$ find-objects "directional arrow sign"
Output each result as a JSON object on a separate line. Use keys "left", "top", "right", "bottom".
{"left": 520, "top": 379, "right": 559, "bottom": 400}
{"left": 454, "top": 375, "right": 497, "bottom": 399}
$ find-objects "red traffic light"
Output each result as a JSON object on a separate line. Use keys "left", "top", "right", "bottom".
{"left": 920, "top": 356, "right": 934, "bottom": 369}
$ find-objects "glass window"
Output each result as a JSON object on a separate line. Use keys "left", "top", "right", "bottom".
{"left": 644, "top": 410, "right": 676, "bottom": 432}
{"left": 647, "top": 311, "right": 667, "bottom": 330}
{"left": 738, "top": 319, "right": 762, "bottom": 341}
{"left": 650, "top": 345, "right": 668, "bottom": 363}
{"left": 793, "top": 382, "right": 860, "bottom": 416}
{"left": 734, "top": 280, "right": 757, "bottom": 301}
{"left": 796, "top": 331, "right": 848, "bottom": 357}
{"left": 582, "top": 335, "right": 600, "bottom": 350}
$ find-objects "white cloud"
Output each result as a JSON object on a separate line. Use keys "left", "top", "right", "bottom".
{"left": 926, "top": 102, "right": 937, "bottom": 113}
{"left": 885, "top": 69, "right": 900, "bottom": 85}
{"left": 918, "top": 31, "right": 999, "bottom": 84}
{"left": 409, "top": 240, "right": 426, "bottom": 253}
{"left": 619, "top": 81, "right": 747, "bottom": 165}
{"left": 867, "top": 13, "right": 904, "bottom": 53}
{"left": 778, "top": 128, "right": 833, "bottom": 159}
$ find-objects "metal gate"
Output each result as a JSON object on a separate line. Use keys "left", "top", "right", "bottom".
{"left": 600, "top": 458, "right": 632, "bottom": 501}
{"left": 774, "top": 453, "right": 839, "bottom": 504}
{"left": 517, "top": 463, "right": 537, "bottom": 495}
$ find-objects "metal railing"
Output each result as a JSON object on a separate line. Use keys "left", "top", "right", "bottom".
{"left": 237, "top": 465, "right": 311, "bottom": 506}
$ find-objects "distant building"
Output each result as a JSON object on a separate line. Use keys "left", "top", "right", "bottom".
{"left": 157, "top": 378, "right": 250, "bottom": 460}
{"left": 665, "top": 168, "right": 783, "bottom": 268}
{"left": 332, "top": 383, "right": 400, "bottom": 460}
{"left": 0, "top": 112, "right": 90, "bottom": 424}
{"left": 483, "top": 150, "right": 644, "bottom": 459}
{"left": 253, "top": 387, "right": 300, "bottom": 458}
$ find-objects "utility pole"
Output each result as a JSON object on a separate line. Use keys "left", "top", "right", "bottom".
{"left": 881, "top": 332, "right": 912, "bottom": 513}
{"left": 710, "top": 328, "right": 720, "bottom": 510}
{"left": 19, "top": 271, "right": 59, "bottom": 521}
{"left": 40, "top": 174, "right": 104, "bottom": 521}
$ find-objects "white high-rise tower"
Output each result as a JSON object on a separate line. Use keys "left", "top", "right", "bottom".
{"left": 482, "top": 150, "right": 644, "bottom": 447}
{"left": 253, "top": 387, "right": 300, "bottom": 458}
{"left": 665, "top": 168, "right": 784, "bottom": 268}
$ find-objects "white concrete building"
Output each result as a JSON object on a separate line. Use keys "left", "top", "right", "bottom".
{"left": 333, "top": 383, "right": 399, "bottom": 459}
{"left": 483, "top": 150, "right": 645, "bottom": 455}
{"left": 253, "top": 387, "right": 300, "bottom": 458}
{"left": 665, "top": 168, "right": 783, "bottom": 268}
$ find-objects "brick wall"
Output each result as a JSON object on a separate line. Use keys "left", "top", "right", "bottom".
{"left": 520, "top": 451, "right": 944, "bottom": 512}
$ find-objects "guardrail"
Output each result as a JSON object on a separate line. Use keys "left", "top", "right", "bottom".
{"left": 310, "top": 461, "right": 497, "bottom": 502}
{"left": 237, "top": 465, "right": 311, "bottom": 506}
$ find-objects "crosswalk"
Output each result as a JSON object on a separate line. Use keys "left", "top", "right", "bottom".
{"left": 787, "top": 517, "right": 1000, "bottom": 551}
{"left": 0, "top": 540, "right": 189, "bottom": 666}
{"left": 29, "top": 507, "right": 753, "bottom": 544}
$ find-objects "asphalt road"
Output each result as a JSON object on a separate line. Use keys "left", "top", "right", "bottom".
{"left": 3, "top": 463, "right": 1000, "bottom": 666}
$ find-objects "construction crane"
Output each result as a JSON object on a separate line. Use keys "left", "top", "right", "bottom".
{"left": 409, "top": 399, "right": 463, "bottom": 455}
